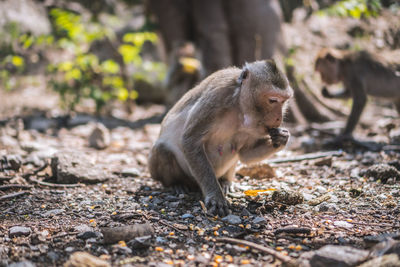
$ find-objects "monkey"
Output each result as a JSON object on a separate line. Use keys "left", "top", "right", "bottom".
{"left": 148, "top": 60, "right": 293, "bottom": 216}
{"left": 315, "top": 48, "right": 400, "bottom": 142}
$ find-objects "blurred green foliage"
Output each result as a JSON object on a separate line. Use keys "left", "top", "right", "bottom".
{"left": 48, "top": 8, "right": 166, "bottom": 112}
{"left": 320, "top": 0, "right": 382, "bottom": 18}
{"left": 0, "top": 7, "right": 166, "bottom": 112}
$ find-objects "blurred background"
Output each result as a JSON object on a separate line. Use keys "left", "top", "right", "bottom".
{"left": 0, "top": 0, "right": 399, "bottom": 143}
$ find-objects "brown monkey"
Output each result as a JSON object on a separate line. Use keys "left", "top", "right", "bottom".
{"left": 315, "top": 48, "right": 400, "bottom": 141}
{"left": 149, "top": 60, "right": 293, "bottom": 216}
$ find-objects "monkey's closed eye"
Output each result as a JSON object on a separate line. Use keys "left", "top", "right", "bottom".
{"left": 269, "top": 98, "right": 278, "bottom": 104}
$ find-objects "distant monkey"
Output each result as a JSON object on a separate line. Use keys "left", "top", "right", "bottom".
{"left": 149, "top": 60, "right": 293, "bottom": 216}
{"left": 315, "top": 48, "right": 400, "bottom": 140}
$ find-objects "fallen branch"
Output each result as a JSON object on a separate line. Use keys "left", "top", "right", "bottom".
{"left": 30, "top": 178, "right": 83, "bottom": 188}
{"left": 159, "top": 220, "right": 189, "bottom": 237}
{"left": 0, "top": 191, "right": 30, "bottom": 201}
{"left": 101, "top": 223, "right": 154, "bottom": 244}
{"left": 267, "top": 151, "right": 343, "bottom": 164}
{"left": 275, "top": 226, "right": 311, "bottom": 235}
{"left": 0, "top": 184, "right": 32, "bottom": 191}
{"left": 216, "top": 237, "right": 293, "bottom": 264}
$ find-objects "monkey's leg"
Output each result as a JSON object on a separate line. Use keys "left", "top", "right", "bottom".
{"left": 239, "top": 128, "right": 289, "bottom": 165}
{"left": 149, "top": 143, "right": 196, "bottom": 193}
{"left": 219, "top": 166, "right": 236, "bottom": 195}
{"left": 342, "top": 89, "right": 367, "bottom": 137}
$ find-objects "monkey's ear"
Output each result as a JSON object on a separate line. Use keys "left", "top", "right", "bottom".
{"left": 238, "top": 67, "right": 249, "bottom": 85}
{"left": 265, "top": 59, "right": 278, "bottom": 72}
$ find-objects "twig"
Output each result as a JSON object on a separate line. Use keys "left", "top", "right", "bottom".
{"left": 30, "top": 178, "right": 83, "bottom": 188}
{"left": 0, "top": 184, "right": 32, "bottom": 191}
{"left": 208, "top": 244, "right": 216, "bottom": 266}
{"left": 0, "top": 191, "right": 30, "bottom": 201}
{"left": 216, "top": 237, "right": 293, "bottom": 264}
{"left": 159, "top": 220, "right": 189, "bottom": 237}
{"left": 267, "top": 150, "right": 343, "bottom": 164}
{"left": 22, "top": 162, "right": 49, "bottom": 179}
{"left": 350, "top": 222, "right": 400, "bottom": 228}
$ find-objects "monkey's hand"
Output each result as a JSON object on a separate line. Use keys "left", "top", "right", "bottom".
{"left": 321, "top": 86, "right": 332, "bottom": 98}
{"left": 204, "top": 191, "right": 231, "bottom": 217}
{"left": 268, "top": 128, "right": 290, "bottom": 149}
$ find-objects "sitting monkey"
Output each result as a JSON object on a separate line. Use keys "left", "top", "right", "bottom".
{"left": 149, "top": 60, "right": 293, "bottom": 216}
{"left": 315, "top": 48, "right": 400, "bottom": 142}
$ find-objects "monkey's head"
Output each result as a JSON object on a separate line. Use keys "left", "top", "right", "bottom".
{"left": 238, "top": 60, "right": 293, "bottom": 135}
{"left": 315, "top": 48, "right": 343, "bottom": 85}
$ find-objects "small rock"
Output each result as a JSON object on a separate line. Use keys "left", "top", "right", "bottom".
{"left": 363, "top": 233, "right": 400, "bottom": 247}
{"left": 358, "top": 254, "right": 400, "bottom": 267}
{"left": 127, "top": 235, "right": 152, "bottom": 249}
{"left": 8, "top": 261, "right": 36, "bottom": 267}
{"left": 236, "top": 163, "right": 276, "bottom": 179}
{"left": 74, "top": 224, "right": 93, "bottom": 233}
{"left": 9, "top": 226, "right": 31, "bottom": 237}
{"left": 272, "top": 190, "right": 304, "bottom": 205}
{"left": 222, "top": 215, "right": 242, "bottom": 225}
{"left": 313, "top": 157, "right": 332, "bottom": 167}
{"left": 370, "top": 238, "right": 400, "bottom": 258}
{"left": 43, "top": 209, "right": 65, "bottom": 217}
{"left": 64, "top": 252, "right": 110, "bottom": 267}
{"left": 333, "top": 221, "right": 353, "bottom": 229}
{"left": 361, "top": 164, "right": 400, "bottom": 183}
{"left": 89, "top": 123, "right": 110, "bottom": 150}
{"left": 181, "top": 213, "right": 194, "bottom": 219}
{"left": 51, "top": 151, "right": 111, "bottom": 184}
{"left": 309, "top": 245, "right": 369, "bottom": 267}
{"left": 47, "top": 251, "right": 59, "bottom": 262}
{"left": 77, "top": 231, "right": 100, "bottom": 240}
{"left": 253, "top": 216, "right": 266, "bottom": 224}
{"left": 318, "top": 203, "right": 337, "bottom": 212}
{"left": 156, "top": 236, "right": 167, "bottom": 244}
{"left": 119, "top": 168, "right": 140, "bottom": 177}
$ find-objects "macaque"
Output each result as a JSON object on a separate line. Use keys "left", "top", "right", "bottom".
{"left": 315, "top": 48, "right": 400, "bottom": 141}
{"left": 149, "top": 60, "right": 293, "bottom": 216}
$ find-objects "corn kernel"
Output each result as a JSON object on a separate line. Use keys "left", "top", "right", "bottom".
{"left": 241, "top": 259, "right": 250, "bottom": 264}
{"left": 155, "top": 247, "right": 164, "bottom": 252}
{"left": 214, "top": 231, "right": 219, "bottom": 236}
{"left": 276, "top": 246, "right": 284, "bottom": 251}
{"left": 214, "top": 255, "right": 223, "bottom": 263}
{"left": 295, "top": 245, "right": 302, "bottom": 251}
{"left": 118, "top": 240, "right": 126, "bottom": 247}
{"left": 169, "top": 232, "right": 175, "bottom": 236}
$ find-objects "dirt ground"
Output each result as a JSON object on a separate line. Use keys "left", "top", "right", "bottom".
{"left": 1, "top": 10, "right": 400, "bottom": 267}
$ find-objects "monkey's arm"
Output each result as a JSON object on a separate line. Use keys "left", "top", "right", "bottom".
{"left": 181, "top": 101, "right": 230, "bottom": 216}
{"left": 343, "top": 80, "right": 367, "bottom": 136}
{"left": 239, "top": 128, "right": 289, "bottom": 165}
{"left": 322, "top": 86, "right": 351, "bottom": 99}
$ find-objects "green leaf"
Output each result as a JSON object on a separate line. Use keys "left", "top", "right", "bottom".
{"left": 101, "top": 60, "right": 120, "bottom": 74}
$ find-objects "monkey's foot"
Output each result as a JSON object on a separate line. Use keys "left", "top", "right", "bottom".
{"left": 204, "top": 193, "right": 231, "bottom": 217}
{"left": 268, "top": 128, "right": 290, "bottom": 148}
{"left": 219, "top": 180, "right": 236, "bottom": 195}
{"left": 172, "top": 184, "right": 190, "bottom": 195}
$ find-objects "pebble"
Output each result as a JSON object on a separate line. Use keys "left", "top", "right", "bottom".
{"left": 88, "top": 123, "right": 111, "bottom": 150}
{"left": 77, "top": 231, "right": 100, "bottom": 240}
{"left": 333, "top": 221, "right": 353, "bottom": 228}
{"left": 43, "top": 209, "right": 65, "bottom": 217}
{"left": 253, "top": 216, "right": 266, "bottom": 224}
{"left": 120, "top": 168, "right": 140, "bottom": 177}
{"left": 9, "top": 226, "right": 31, "bottom": 237}
{"left": 181, "top": 213, "right": 194, "bottom": 219}
{"left": 222, "top": 214, "right": 242, "bottom": 225}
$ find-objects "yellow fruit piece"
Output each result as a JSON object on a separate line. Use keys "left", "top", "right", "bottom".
{"left": 179, "top": 57, "right": 201, "bottom": 74}
{"left": 295, "top": 245, "right": 302, "bottom": 251}
{"left": 118, "top": 240, "right": 126, "bottom": 247}
{"left": 241, "top": 259, "right": 250, "bottom": 264}
{"left": 244, "top": 188, "right": 276, "bottom": 197}
{"left": 155, "top": 247, "right": 164, "bottom": 252}
{"left": 169, "top": 232, "right": 175, "bottom": 236}
{"left": 276, "top": 246, "right": 284, "bottom": 251}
